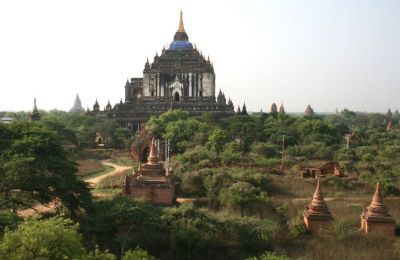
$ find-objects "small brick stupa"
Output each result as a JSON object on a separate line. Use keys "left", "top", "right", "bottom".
{"left": 123, "top": 138, "right": 175, "bottom": 205}
{"left": 303, "top": 179, "right": 333, "bottom": 232}
{"left": 360, "top": 183, "right": 395, "bottom": 235}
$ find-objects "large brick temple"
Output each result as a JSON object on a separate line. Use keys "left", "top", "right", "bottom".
{"left": 88, "top": 11, "right": 235, "bottom": 130}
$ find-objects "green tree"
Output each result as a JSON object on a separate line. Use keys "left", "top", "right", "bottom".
{"left": 86, "top": 248, "right": 117, "bottom": 260}
{"left": 220, "top": 181, "right": 260, "bottom": 217}
{"left": 0, "top": 217, "right": 85, "bottom": 260}
{"left": 207, "top": 128, "right": 229, "bottom": 154}
{"left": 147, "top": 110, "right": 190, "bottom": 137}
{"left": 122, "top": 247, "right": 157, "bottom": 260}
{"left": 246, "top": 251, "right": 290, "bottom": 260}
{"left": 224, "top": 116, "right": 262, "bottom": 151}
{"left": 0, "top": 122, "right": 91, "bottom": 214}
{"left": 163, "top": 118, "right": 209, "bottom": 153}
{"left": 204, "top": 171, "right": 233, "bottom": 209}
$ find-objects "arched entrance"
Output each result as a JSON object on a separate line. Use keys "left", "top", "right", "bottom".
{"left": 141, "top": 146, "right": 149, "bottom": 163}
{"left": 174, "top": 92, "right": 180, "bottom": 102}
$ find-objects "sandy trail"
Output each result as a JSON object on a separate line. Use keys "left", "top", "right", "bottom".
{"left": 17, "top": 160, "right": 131, "bottom": 217}
{"left": 86, "top": 160, "right": 131, "bottom": 187}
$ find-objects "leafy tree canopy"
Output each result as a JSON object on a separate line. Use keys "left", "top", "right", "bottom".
{"left": 0, "top": 122, "right": 92, "bottom": 214}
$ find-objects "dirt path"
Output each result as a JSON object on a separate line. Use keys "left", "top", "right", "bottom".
{"left": 86, "top": 160, "right": 131, "bottom": 187}
{"left": 17, "top": 160, "right": 132, "bottom": 217}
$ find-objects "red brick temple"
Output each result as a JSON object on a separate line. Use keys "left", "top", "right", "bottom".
{"left": 303, "top": 179, "right": 333, "bottom": 232}
{"left": 360, "top": 183, "right": 395, "bottom": 235}
{"left": 123, "top": 138, "right": 175, "bottom": 205}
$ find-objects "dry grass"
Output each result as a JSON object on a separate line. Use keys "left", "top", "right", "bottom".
{"left": 76, "top": 159, "right": 103, "bottom": 177}
{"left": 268, "top": 173, "right": 400, "bottom": 259}
{"left": 289, "top": 232, "right": 399, "bottom": 260}
{"left": 269, "top": 174, "right": 372, "bottom": 198}
{"left": 95, "top": 169, "right": 130, "bottom": 189}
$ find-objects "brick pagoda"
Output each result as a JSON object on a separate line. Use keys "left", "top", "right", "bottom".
{"left": 360, "top": 183, "right": 395, "bottom": 235}
{"left": 303, "top": 179, "right": 333, "bottom": 232}
{"left": 123, "top": 138, "right": 175, "bottom": 205}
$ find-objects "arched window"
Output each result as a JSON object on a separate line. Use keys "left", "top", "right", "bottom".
{"left": 174, "top": 92, "right": 180, "bottom": 102}
{"left": 151, "top": 91, "right": 154, "bottom": 97}
{"left": 199, "top": 91, "right": 203, "bottom": 97}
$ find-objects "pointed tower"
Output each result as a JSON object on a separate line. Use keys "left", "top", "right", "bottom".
{"left": 279, "top": 103, "right": 285, "bottom": 114}
{"left": 178, "top": 10, "right": 185, "bottom": 32}
{"left": 393, "top": 109, "right": 400, "bottom": 118}
{"left": 386, "top": 109, "right": 392, "bottom": 119}
{"left": 270, "top": 103, "right": 278, "bottom": 115}
{"left": 217, "top": 89, "right": 224, "bottom": 104}
{"left": 304, "top": 104, "right": 314, "bottom": 116}
{"left": 70, "top": 94, "right": 85, "bottom": 113}
{"left": 93, "top": 99, "right": 100, "bottom": 112}
{"left": 242, "top": 103, "right": 248, "bottom": 115}
{"left": 124, "top": 137, "right": 175, "bottom": 205}
{"left": 147, "top": 138, "right": 159, "bottom": 165}
{"left": 105, "top": 100, "right": 112, "bottom": 112}
{"left": 360, "top": 183, "right": 395, "bottom": 235}
{"left": 237, "top": 105, "right": 241, "bottom": 114}
{"left": 227, "top": 98, "right": 234, "bottom": 111}
{"left": 169, "top": 11, "right": 193, "bottom": 50}
{"left": 144, "top": 57, "right": 151, "bottom": 72}
{"left": 303, "top": 179, "right": 333, "bottom": 232}
{"left": 30, "top": 98, "right": 41, "bottom": 121}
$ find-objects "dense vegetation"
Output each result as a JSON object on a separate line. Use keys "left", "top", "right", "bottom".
{"left": 0, "top": 109, "right": 399, "bottom": 259}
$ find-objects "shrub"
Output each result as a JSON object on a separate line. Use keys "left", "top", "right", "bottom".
{"left": 180, "top": 171, "right": 207, "bottom": 197}
{"left": 250, "top": 142, "right": 280, "bottom": 157}
{"left": 0, "top": 217, "right": 85, "bottom": 260}
{"left": 288, "top": 213, "right": 307, "bottom": 239}
{"left": 396, "top": 240, "right": 400, "bottom": 259}
{"left": 246, "top": 251, "right": 290, "bottom": 260}
{"left": 122, "top": 247, "right": 157, "bottom": 260}
{"left": 328, "top": 219, "right": 353, "bottom": 241}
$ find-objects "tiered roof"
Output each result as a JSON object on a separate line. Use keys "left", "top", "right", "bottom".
{"left": 361, "top": 183, "right": 395, "bottom": 223}
{"left": 30, "top": 98, "right": 41, "bottom": 121}
{"left": 304, "top": 104, "right": 314, "bottom": 116}
{"left": 303, "top": 179, "right": 333, "bottom": 221}
{"left": 70, "top": 94, "right": 85, "bottom": 113}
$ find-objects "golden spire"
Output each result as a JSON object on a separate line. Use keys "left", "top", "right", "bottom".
{"left": 178, "top": 11, "right": 185, "bottom": 32}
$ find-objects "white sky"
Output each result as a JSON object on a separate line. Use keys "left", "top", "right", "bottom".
{"left": 0, "top": 0, "right": 399, "bottom": 113}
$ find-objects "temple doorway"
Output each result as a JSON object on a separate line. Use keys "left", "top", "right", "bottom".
{"left": 174, "top": 92, "right": 180, "bottom": 102}
{"left": 141, "top": 146, "right": 149, "bottom": 163}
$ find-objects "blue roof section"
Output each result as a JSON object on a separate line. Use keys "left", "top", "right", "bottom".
{"left": 169, "top": 40, "right": 193, "bottom": 50}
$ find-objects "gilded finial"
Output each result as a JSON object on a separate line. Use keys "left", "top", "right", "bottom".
{"left": 178, "top": 11, "right": 185, "bottom": 32}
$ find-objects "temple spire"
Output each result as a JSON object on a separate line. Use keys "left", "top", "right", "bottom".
{"left": 33, "top": 98, "right": 38, "bottom": 111}
{"left": 370, "top": 182, "right": 386, "bottom": 211}
{"left": 360, "top": 182, "right": 395, "bottom": 235}
{"left": 311, "top": 179, "right": 326, "bottom": 208}
{"left": 147, "top": 138, "right": 159, "bottom": 165}
{"left": 178, "top": 11, "right": 185, "bottom": 32}
{"left": 303, "top": 179, "right": 333, "bottom": 231}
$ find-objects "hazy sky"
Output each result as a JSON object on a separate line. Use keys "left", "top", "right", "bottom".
{"left": 0, "top": 0, "right": 399, "bottom": 113}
